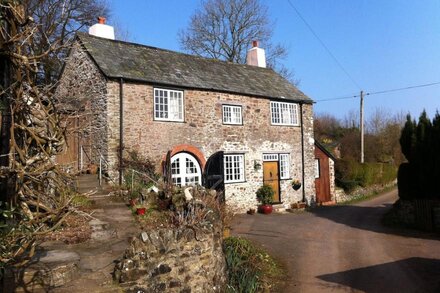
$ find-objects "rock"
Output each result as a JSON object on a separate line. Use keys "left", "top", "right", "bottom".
{"left": 140, "top": 231, "right": 149, "bottom": 242}
{"left": 184, "top": 187, "right": 193, "bottom": 201}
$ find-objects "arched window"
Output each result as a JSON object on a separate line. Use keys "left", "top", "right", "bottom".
{"left": 170, "top": 153, "right": 202, "bottom": 186}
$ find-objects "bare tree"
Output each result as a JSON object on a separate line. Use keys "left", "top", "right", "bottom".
{"left": 25, "top": 0, "right": 109, "bottom": 84}
{"left": 342, "top": 109, "right": 360, "bottom": 129}
{"left": 179, "top": 0, "right": 297, "bottom": 83}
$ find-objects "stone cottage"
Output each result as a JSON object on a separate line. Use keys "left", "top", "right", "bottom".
{"left": 56, "top": 20, "right": 317, "bottom": 212}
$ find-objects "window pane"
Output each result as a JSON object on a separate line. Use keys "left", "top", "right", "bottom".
{"left": 280, "top": 154, "right": 289, "bottom": 179}
{"left": 224, "top": 154, "right": 244, "bottom": 183}
{"left": 271, "top": 102, "right": 298, "bottom": 125}
{"left": 154, "top": 88, "right": 183, "bottom": 121}
{"left": 223, "top": 105, "right": 242, "bottom": 125}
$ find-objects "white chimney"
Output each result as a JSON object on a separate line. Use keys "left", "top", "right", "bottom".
{"left": 246, "top": 40, "right": 266, "bottom": 68}
{"left": 89, "top": 17, "right": 115, "bottom": 40}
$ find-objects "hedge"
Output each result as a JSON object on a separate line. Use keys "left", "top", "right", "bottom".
{"left": 335, "top": 159, "right": 397, "bottom": 193}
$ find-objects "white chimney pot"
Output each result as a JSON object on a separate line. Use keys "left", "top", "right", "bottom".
{"left": 89, "top": 17, "right": 115, "bottom": 40}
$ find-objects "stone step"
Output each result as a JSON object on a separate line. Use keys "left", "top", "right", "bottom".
{"left": 2, "top": 250, "right": 81, "bottom": 292}
{"left": 89, "top": 218, "right": 117, "bottom": 241}
{"left": 75, "top": 174, "right": 110, "bottom": 195}
{"left": 272, "top": 203, "right": 287, "bottom": 213}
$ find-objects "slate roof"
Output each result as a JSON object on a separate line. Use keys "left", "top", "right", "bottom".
{"left": 76, "top": 32, "right": 312, "bottom": 103}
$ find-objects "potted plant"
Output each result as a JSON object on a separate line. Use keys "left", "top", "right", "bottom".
{"left": 291, "top": 179, "right": 302, "bottom": 191}
{"left": 135, "top": 205, "right": 146, "bottom": 215}
{"left": 129, "top": 198, "right": 138, "bottom": 207}
{"left": 256, "top": 185, "right": 274, "bottom": 214}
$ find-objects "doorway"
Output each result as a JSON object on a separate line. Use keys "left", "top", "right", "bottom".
{"left": 263, "top": 161, "right": 280, "bottom": 203}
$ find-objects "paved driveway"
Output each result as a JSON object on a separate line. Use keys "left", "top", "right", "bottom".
{"left": 231, "top": 190, "right": 440, "bottom": 292}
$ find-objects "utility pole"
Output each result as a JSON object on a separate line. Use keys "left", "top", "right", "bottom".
{"left": 360, "top": 90, "right": 364, "bottom": 163}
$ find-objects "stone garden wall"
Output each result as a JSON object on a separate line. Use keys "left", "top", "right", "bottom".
{"left": 114, "top": 226, "right": 226, "bottom": 292}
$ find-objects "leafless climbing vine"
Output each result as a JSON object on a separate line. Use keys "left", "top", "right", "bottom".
{"left": 0, "top": 1, "right": 73, "bottom": 273}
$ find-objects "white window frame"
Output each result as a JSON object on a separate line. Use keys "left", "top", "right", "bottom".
{"left": 270, "top": 101, "right": 299, "bottom": 126}
{"left": 279, "top": 154, "right": 290, "bottom": 179}
{"left": 315, "top": 159, "right": 320, "bottom": 179}
{"left": 222, "top": 104, "right": 243, "bottom": 125}
{"left": 154, "top": 88, "right": 184, "bottom": 122}
{"left": 170, "top": 152, "right": 202, "bottom": 186}
{"left": 263, "top": 154, "right": 278, "bottom": 161}
{"left": 224, "top": 154, "right": 245, "bottom": 183}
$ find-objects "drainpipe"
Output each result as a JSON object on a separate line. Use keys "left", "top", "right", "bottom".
{"left": 119, "top": 78, "right": 124, "bottom": 186}
{"left": 300, "top": 103, "right": 306, "bottom": 203}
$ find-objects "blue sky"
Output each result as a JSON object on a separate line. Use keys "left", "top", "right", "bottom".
{"left": 108, "top": 0, "right": 440, "bottom": 121}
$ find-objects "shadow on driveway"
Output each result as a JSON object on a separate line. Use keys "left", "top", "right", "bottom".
{"left": 317, "top": 257, "right": 440, "bottom": 293}
{"left": 310, "top": 204, "right": 440, "bottom": 240}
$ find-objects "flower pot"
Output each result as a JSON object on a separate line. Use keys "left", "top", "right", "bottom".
{"left": 136, "top": 207, "right": 146, "bottom": 215}
{"left": 292, "top": 183, "right": 301, "bottom": 191}
{"left": 88, "top": 164, "right": 98, "bottom": 174}
{"left": 258, "top": 205, "right": 273, "bottom": 214}
{"left": 129, "top": 199, "right": 138, "bottom": 207}
{"left": 291, "top": 202, "right": 306, "bottom": 209}
{"left": 223, "top": 227, "right": 231, "bottom": 238}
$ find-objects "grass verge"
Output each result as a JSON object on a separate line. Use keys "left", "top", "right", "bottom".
{"left": 338, "top": 184, "right": 396, "bottom": 205}
{"left": 223, "top": 236, "right": 286, "bottom": 292}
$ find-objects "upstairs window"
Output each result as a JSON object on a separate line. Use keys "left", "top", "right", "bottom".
{"left": 270, "top": 101, "right": 299, "bottom": 126}
{"left": 222, "top": 105, "right": 243, "bottom": 125}
{"left": 154, "top": 88, "right": 184, "bottom": 122}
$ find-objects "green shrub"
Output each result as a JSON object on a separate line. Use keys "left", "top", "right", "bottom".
{"left": 335, "top": 159, "right": 397, "bottom": 192}
{"left": 223, "top": 237, "right": 284, "bottom": 292}
{"left": 256, "top": 185, "right": 274, "bottom": 205}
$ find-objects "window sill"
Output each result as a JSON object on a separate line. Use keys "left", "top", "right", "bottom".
{"left": 153, "top": 119, "right": 186, "bottom": 124}
{"left": 224, "top": 180, "right": 246, "bottom": 184}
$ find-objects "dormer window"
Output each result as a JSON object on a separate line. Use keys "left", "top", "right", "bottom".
{"left": 154, "top": 88, "right": 184, "bottom": 122}
{"left": 270, "top": 101, "right": 299, "bottom": 126}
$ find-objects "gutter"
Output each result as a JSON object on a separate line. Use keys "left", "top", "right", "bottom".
{"left": 300, "top": 103, "right": 306, "bottom": 203}
{"left": 119, "top": 77, "right": 124, "bottom": 186}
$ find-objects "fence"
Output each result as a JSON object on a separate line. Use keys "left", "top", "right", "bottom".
{"left": 414, "top": 200, "right": 440, "bottom": 232}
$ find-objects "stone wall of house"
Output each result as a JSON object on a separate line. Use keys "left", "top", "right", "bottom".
{"left": 55, "top": 40, "right": 108, "bottom": 167}
{"left": 105, "top": 82, "right": 316, "bottom": 212}
{"left": 114, "top": 227, "right": 226, "bottom": 292}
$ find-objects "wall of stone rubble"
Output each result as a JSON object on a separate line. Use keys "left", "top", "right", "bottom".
{"left": 114, "top": 226, "right": 226, "bottom": 292}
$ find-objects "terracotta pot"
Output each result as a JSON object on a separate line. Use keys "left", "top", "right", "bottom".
{"left": 136, "top": 207, "right": 146, "bottom": 215}
{"left": 88, "top": 164, "right": 98, "bottom": 174}
{"left": 129, "top": 199, "right": 138, "bottom": 207}
{"left": 292, "top": 184, "right": 301, "bottom": 191}
{"left": 258, "top": 205, "right": 273, "bottom": 214}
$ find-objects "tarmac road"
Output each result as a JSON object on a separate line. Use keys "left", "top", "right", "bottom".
{"left": 232, "top": 189, "right": 440, "bottom": 292}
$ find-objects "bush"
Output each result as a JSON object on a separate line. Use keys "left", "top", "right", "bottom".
{"left": 397, "top": 111, "right": 440, "bottom": 199}
{"left": 256, "top": 185, "right": 274, "bottom": 205}
{"left": 223, "top": 237, "right": 284, "bottom": 292}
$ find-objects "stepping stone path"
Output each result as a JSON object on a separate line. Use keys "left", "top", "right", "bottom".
{"left": 3, "top": 174, "right": 139, "bottom": 292}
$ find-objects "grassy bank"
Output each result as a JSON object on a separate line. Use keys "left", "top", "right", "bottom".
{"left": 223, "top": 237, "right": 287, "bottom": 292}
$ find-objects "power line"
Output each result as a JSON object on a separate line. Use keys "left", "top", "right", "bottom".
{"left": 367, "top": 81, "right": 440, "bottom": 96}
{"left": 315, "top": 81, "right": 440, "bottom": 102}
{"left": 286, "top": 0, "right": 362, "bottom": 90}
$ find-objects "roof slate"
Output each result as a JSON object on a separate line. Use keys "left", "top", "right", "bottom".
{"left": 76, "top": 32, "right": 312, "bottom": 103}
